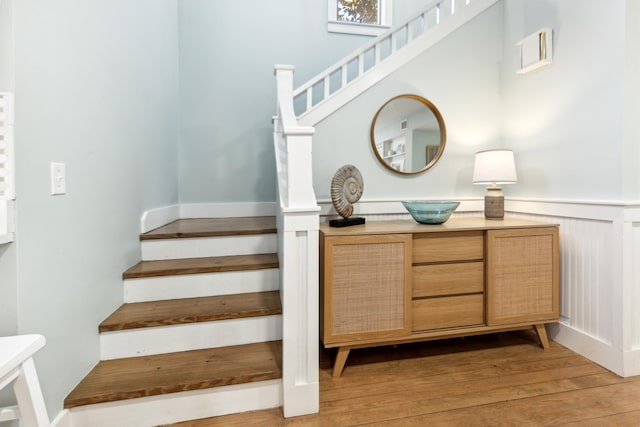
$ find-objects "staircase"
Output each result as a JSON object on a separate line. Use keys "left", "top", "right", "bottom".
{"left": 64, "top": 217, "right": 284, "bottom": 426}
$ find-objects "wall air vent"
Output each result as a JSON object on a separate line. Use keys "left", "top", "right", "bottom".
{"left": 516, "top": 28, "right": 553, "bottom": 74}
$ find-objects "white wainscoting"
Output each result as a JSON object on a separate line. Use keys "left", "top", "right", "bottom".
{"left": 141, "top": 199, "right": 640, "bottom": 378}
{"left": 319, "top": 197, "right": 640, "bottom": 377}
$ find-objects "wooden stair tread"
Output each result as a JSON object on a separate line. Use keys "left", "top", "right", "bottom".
{"left": 64, "top": 340, "right": 282, "bottom": 408}
{"left": 99, "top": 291, "right": 281, "bottom": 332}
{"left": 123, "top": 253, "right": 279, "bottom": 279}
{"left": 142, "top": 217, "right": 276, "bottom": 240}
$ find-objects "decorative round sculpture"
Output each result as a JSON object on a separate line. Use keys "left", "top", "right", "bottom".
{"left": 331, "top": 164, "right": 364, "bottom": 218}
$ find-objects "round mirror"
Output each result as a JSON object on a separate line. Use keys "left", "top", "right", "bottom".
{"left": 370, "top": 94, "right": 446, "bottom": 175}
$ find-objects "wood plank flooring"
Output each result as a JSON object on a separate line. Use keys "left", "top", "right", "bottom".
{"left": 99, "top": 291, "right": 282, "bottom": 332}
{"left": 64, "top": 340, "right": 282, "bottom": 408}
{"left": 164, "top": 330, "right": 640, "bottom": 426}
{"left": 142, "top": 217, "right": 276, "bottom": 240}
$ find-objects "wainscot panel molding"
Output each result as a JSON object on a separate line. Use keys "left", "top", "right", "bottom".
{"left": 141, "top": 199, "right": 640, "bottom": 377}
{"left": 319, "top": 197, "right": 640, "bottom": 377}
{"left": 318, "top": 198, "right": 483, "bottom": 221}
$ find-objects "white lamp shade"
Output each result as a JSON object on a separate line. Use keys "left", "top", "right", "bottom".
{"left": 473, "top": 149, "right": 517, "bottom": 184}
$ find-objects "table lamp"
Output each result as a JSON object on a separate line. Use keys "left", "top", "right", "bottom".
{"left": 473, "top": 149, "right": 517, "bottom": 220}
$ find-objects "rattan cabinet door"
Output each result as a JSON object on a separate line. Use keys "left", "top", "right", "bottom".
{"left": 322, "top": 234, "right": 412, "bottom": 345}
{"left": 486, "top": 227, "right": 560, "bottom": 326}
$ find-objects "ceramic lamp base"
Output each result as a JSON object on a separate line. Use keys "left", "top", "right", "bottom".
{"left": 484, "top": 187, "right": 504, "bottom": 220}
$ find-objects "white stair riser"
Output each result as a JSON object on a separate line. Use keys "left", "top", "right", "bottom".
{"left": 67, "top": 379, "right": 282, "bottom": 427}
{"left": 141, "top": 234, "right": 277, "bottom": 260}
{"left": 124, "top": 269, "right": 280, "bottom": 303}
{"left": 100, "top": 315, "right": 282, "bottom": 360}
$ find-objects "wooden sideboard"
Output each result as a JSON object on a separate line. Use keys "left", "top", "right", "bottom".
{"left": 319, "top": 217, "right": 559, "bottom": 376}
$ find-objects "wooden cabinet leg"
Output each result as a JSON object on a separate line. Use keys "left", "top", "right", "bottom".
{"left": 332, "top": 347, "right": 351, "bottom": 377}
{"left": 534, "top": 324, "right": 550, "bottom": 349}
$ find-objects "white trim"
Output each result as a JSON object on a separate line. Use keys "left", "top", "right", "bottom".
{"left": 327, "top": 0, "right": 393, "bottom": 36}
{"left": 124, "top": 269, "right": 280, "bottom": 303}
{"left": 67, "top": 379, "right": 282, "bottom": 427}
{"left": 318, "top": 197, "right": 482, "bottom": 217}
{"left": 139, "top": 202, "right": 278, "bottom": 234}
{"left": 328, "top": 21, "right": 390, "bottom": 36}
{"left": 302, "top": 0, "right": 500, "bottom": 126}
{"left": 180, "top": 202, "right": 276, "bottom": 219}
{"left": 51, "top": 410, "right": 72, "bottom": 427}
{"left": 100, "top": 316, "right": 282, "bottom": 360}
{"left": 548, "top": 322, "right": 631, "bottom": 376}
{"left": 140, "top": 204, "right": 179, "bottom": 234}
{"left": 316, "top": 197, "right": 640, "bottom": 220}
{"left": 141, "top": 234, "right": 277, "bottom": 260}
{"left": 279, "top": 210, "right": 320, "bottom": 417}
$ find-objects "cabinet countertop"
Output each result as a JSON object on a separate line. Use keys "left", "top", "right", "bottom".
{"left": 320, "top": 216, "right": 558, "bottom": 236}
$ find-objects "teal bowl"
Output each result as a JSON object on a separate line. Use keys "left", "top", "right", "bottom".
{"left": 401, "top": 201, "right": 460, "bottom": 224}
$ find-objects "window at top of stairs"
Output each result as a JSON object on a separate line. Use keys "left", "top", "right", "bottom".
{"left": 328, "top": 0, "right": 393, "bottom": 36}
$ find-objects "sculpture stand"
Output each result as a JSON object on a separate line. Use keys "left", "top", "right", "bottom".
{"left": 329, "top": 217, "right": 365, "bottom": 228}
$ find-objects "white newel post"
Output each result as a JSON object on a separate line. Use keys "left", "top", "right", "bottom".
{"left": 274, "top": 65, "right": 320, "bottom": 417}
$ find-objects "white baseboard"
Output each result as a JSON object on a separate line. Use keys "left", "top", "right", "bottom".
{"left": 282, "top": 382, "right": 319, "bottom": 418}
{"left": 124, "top": 269, "right": 280, "bottom": 303}
{"left": 180, "top": 202, "right": 276, "bottom": 219}
{"left": 100, "top": 315, "right": 283, "bottom": 360}
{"left": 549, "top": 322, "right": 627, "bottom": 376}
{"left": 141, "top": 234, "right": 277, "bottom": 260}
{"left": 67, "top": 379, "right": 282, "bottom": 427}
{"left": 51, "top": 409, "right": 72, "bottom": 427}
{"left": 140, "top": 204, "right": 180, "bottom": 234}
{"left": 140, "top": 202, "right": 277, "bottom": 234}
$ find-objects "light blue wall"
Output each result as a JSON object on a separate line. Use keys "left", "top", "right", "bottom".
{"left": 501, "top": 0, "right": 630, "bottom": 201}
{"left": 7, "top": 0, "right": 180, "bottom": 419}
{"left": 313, "top": 2, "right": 504, "bottom": 201}
{"left": 1, "top": 0, "right": 637, "bottom": 421}
{"left": 177, "top": 0, "right": 432, "bottom": 203}
{"left": 315, "top": 0, "right": 638, "bottom": 204}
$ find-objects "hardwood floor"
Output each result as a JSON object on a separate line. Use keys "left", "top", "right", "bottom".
{"left": 164, "top": 330, "right": 640, "bottom": 426}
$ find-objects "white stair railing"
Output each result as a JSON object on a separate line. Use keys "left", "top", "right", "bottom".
{"left": 272, "top": 0, "right": 499, "bottom": 416}
{"left": 273, "top": 65, "right": 320, "bottom": 418}
{"left": 295, "top": 0, "right": 499, "bottom": 126}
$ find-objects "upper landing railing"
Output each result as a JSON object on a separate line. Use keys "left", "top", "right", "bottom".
{"left": 294, "top": 0, "right": 498, "bottom": 126}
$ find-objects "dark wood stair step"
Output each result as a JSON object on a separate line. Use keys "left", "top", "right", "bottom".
{"left": 99, "top": 291, "right": 282, "bottom": 332}
{"left": 64, "top": 340, "right": 282, "bottom": 408}
{"left": 141, "top": 217, "right": 276, "bottom": 240}
{"left": 123, "top": 253, "right": 279, "bottom": 280}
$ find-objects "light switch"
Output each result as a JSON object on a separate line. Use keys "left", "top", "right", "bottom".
{"left": 50, "top": 162, "right": 66, "bottom": 195}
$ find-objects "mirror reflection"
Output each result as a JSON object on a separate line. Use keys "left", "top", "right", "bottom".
{"left": 370, "top": 94, "right": 446, "bottom": 174}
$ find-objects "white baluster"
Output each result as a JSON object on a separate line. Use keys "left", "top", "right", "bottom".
{"left": 323, "top": 75, "right": 330, "bottom": 100}
{"left": 305, "top": 87, "right": 312, "bottom": 112}
{"left": 341, "top": 64, "right": 348, "bottom": 87}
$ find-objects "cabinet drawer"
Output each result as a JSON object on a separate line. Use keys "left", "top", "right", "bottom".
{"left": 412, "top": 294, "right": 484, "bottom": 331}
{"left": 413, "top": 231, "right": 484, "bottom": 264}
{"left": 413, "top": 262, "right": 484, "bottom": 298}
